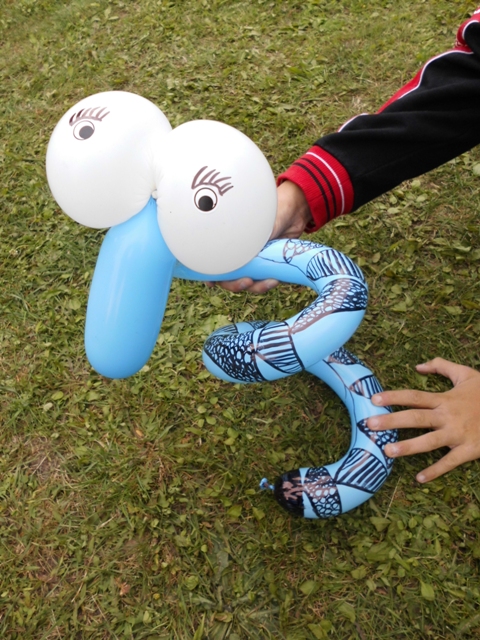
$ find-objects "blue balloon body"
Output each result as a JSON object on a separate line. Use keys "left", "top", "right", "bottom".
{"left": 86, "top": 198, "right": 176, "bottom": 379}
{"left": 86, "top": 204, "right": 397, "bottom": 518}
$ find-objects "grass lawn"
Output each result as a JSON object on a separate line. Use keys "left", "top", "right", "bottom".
{"left": 1, "top": 0, "right": 480, "bottom": 638}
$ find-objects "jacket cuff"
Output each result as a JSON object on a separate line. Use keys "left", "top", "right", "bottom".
{"left": 277, "top": 146, "right": 354, "bottom": 231}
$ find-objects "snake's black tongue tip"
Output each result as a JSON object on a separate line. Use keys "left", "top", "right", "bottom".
{"left": 273, "top": 470, "right": 305, "bottom": 517}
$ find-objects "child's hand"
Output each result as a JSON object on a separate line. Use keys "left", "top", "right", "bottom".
{"left": 270, "top": 180, "right": 313, "bottom": 240}
{"left": 206, "top": 181, "right": 312, "bottom": 294}
{"left": 367, "top": 358, "right": 480, "bottom": 483}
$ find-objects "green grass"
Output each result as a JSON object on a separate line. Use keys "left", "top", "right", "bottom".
{"left": 1, "top": 0, "right": 480, "bottom": 638}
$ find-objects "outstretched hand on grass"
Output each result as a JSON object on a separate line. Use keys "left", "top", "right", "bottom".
{"left": 367, "top": 358, "right": 480, "bottom": 483}
{"left": 206, "top": 180, "right": 313, "bottom": 293}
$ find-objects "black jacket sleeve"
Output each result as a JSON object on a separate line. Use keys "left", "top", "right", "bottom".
{"left": 278, "top": 9, "right": 480, "bottom": 230}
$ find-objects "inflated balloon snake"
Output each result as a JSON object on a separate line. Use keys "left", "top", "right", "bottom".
{"left": 46, "top": 90, "right": 397, "bottom": 519}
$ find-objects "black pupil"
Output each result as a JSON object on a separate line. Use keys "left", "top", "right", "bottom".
{"left": 79, "top": 125, "right": 94, "bottom": 139}
{"left": 198, "top": 195, "right": 214, "bottom": 211}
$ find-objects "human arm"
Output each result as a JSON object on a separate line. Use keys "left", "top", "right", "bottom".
{"left": 366, "top": 358, "right": 480, "bottom": 482}
{"left": 279, "top": 8, "right": 480, "bottom": 230}
{"left": 214, "top": 8, "right": 480, "bottom": 293}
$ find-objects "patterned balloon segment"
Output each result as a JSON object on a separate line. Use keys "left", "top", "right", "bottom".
{"left": 192, "top": 239, "right": 398, "bottom": 519}
{"left": 46, "top": 91, "right": 397, "bottom": 519}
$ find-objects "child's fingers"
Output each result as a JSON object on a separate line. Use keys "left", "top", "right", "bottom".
{"left": 384, "top": 430, "right": 447, "bottom": 459}
{"left": 416, "top": 357, "right": 473, "bottom": 385}
{"left": 205, "top": 277, "right": 252, "bottom": 292}
{"left": 205, "top": 278, "right": 279, "bottom": 294}
{"left": 371, "top": 388, "right": 439, "bottom": 409}
{"left": 416, "top": 447, "right": 468, "bottom": 483}
{"left": 243, "top": 279, "right": 279, "bottom": 294}
{"left": 367, "top": 407, "right": 438, "bottom": 431}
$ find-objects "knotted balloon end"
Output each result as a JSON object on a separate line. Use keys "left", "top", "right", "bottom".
{"left": 259, "top": 477, "right": 274, "bottom": 491}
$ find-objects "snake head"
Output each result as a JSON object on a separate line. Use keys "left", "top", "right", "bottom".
{"left": 46, "top": 93, "right": 277, "bottom": 378}
{"left": 47, "top": 92, "right": 276, "bottom": 275}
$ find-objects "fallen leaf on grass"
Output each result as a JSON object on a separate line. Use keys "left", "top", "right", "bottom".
{"left": 420, "top": 581, "right": 435, "bottom": 601}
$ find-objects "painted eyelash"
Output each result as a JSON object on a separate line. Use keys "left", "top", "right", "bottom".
{"left": 69, "top": 106, "right": 110, "bottom": 126}
{"left": 191, "top": 166, "right": 234, "bottom": 196}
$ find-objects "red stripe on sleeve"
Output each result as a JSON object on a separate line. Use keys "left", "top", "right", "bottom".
{"left": 379, "top": 9, "right": 480, "bottom": 113}
{"left": 377, "top": 50, "right": 469, "bottom": 113}
{"left": 456, "top": 8, "right": 480, "bottom": 47}
{"left": 277, "top": 146, "right": 354, "bottom": 231}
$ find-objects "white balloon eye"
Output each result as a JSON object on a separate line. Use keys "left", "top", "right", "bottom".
{"left": 156, "top": 121, "right": 277, "bottom": 274}
{"left": 73, "top": 120, "right": 95, "bottom": 140}
{"left": 69, "top": 106, "right": 110, "bottom": 141}
{"left": 194, "top": 187, "right": 218, "bottom": 212}
{"left": 47, "top": 91, "right": 173, "bottom": 229}
{"left": 191, "top": 165, "right": 233, "bottom": 213}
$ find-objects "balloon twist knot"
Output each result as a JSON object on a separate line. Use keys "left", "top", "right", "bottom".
{"left": 259, "top": 478, "right": 274, "bottom": 492}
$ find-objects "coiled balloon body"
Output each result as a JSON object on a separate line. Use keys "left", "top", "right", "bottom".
{"left": 182, "top": 238, "right": 398, "bottom": 518}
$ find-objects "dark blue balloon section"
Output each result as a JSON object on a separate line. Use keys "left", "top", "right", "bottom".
{"left": 86, "top": 201, "right": 397, "bottom": 518}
